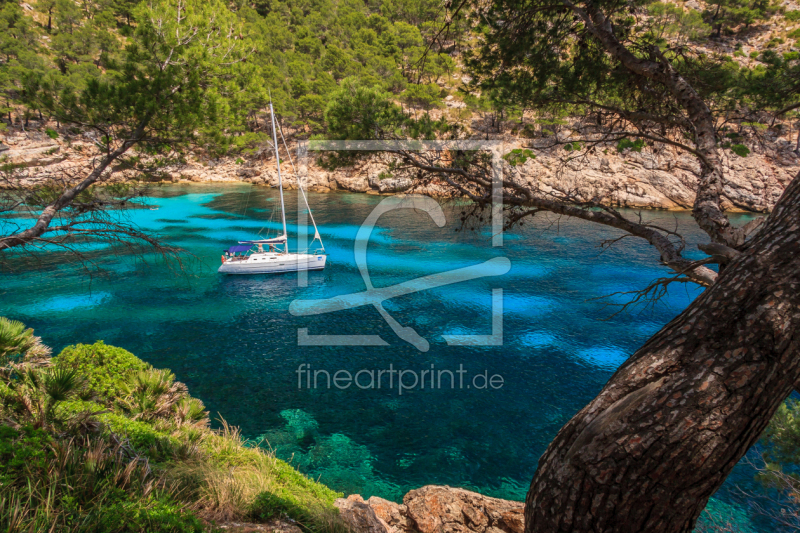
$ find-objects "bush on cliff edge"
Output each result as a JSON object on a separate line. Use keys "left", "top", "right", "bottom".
{"left": 0, "top": 318, "right": 344, "bottom": 532}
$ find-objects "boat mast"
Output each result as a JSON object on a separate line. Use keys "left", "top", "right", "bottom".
{"left": 274, "top": 120, "right": 325, "bottom": 253}
{"left": 269, "top": 101, "right": 288, "bottom": 246}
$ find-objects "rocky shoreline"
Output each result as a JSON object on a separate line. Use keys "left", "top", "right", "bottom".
{"left": 335, "top": 486, "right": 524, "bottom": 533}
{"left": 211, "top": 485, "right": 525, "bottom": 533}
{"left": 2, "top": 126, "right": 798, "bottom": 212}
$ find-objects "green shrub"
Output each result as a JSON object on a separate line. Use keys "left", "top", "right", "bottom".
{"left": 762, "top": 399, "right": 800, "bottom": 465}
{"left": 749, "top": 51, "right": 759, "bottom": 59}
{"left": 451, "top": 107, "right": 473, "bottom": 122}
{"left": 54, "top": 342, "right": 150, "bottom": 402}
{"left": 101, "top": 412, "right": 179, "bottom": 452}
{"left": 563, "top": 141, "right": 582, "bottom": 152}
{"left": 2, "top": 331, "right": 342, "bottom": 531}
{"left": 57, "top": 400, "right": 179, "bottom": 455}
{"left": 250, "top": 461, "right": 344, "bottom": 528}
{"left": 766, "top": 37, "right": 784, "bottom": 48}
{"left": 0, "top": 425, "right": 53, "bottom": 477}
{"left": 502, "top": 148, "right": 535, "bottom": 166}
{"left": 785, "top": 51, "right": 800, "bottom": 61}
{"left": 733, "top": 50, "right": 744, "bottom": 57}
{"left": 519, "top": 123, "right": 537, "bottom": 138}
{"left": 786, "top": 10, "right": 800, "bottom": 21}
{"left": 251, "top": 491, "right": 289, "bottom": 520}
{"left": 167, "top": 424, "right": 344, "bottom": 528}
{"left": 729, "top": 144, "right": 750, "bottom": 157}
{"left": 616, "top": 138, "right": 646, "bottom": 152}
{"left": 91, "top": 494, "right": 204, "bottom": 533}
{"left": 44, "top": 128, "right": 58, "bottom": 139}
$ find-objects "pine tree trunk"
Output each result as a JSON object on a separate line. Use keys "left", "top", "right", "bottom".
{"left": 525, "top": 174, "right": 800, "bottom": 533}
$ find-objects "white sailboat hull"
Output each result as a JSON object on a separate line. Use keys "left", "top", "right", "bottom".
{"left": 219, "top": 102, "right": 327, "bottom": 277}
{"left": 218, "top": 252, "right": 327, "bottom": 275}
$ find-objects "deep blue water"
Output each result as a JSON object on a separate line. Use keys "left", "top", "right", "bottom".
{"left": 0, "top": 184, "right": 773, "bottom": 530}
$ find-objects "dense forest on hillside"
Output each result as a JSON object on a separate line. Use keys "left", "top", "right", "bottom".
{"left": 0, "top": 0, "right": 468, "bottom": 147}
{"left": 1, "top": 0, "right": 799, "bottom": 156}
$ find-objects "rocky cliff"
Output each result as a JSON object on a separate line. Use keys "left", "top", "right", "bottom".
{"left": 2, "top": 126, "right": 796, "bottom": 211}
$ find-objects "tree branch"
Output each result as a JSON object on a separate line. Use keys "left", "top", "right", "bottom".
{"left": 397, "top": 149, "right": 718, "bottom": 286}
{"left": 0, "top": 118, "right": 149, "bottom": 252}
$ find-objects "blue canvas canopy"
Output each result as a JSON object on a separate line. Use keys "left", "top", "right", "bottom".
{"left": 240, "top": 235, "right": 287, "bottom": 244}
{"left": 226, "top": 245, "right": 253, "bottom": 253}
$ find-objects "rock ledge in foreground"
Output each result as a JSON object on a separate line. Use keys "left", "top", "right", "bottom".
{"left": 335, "top": 485, "right": 524, "bottom": 533}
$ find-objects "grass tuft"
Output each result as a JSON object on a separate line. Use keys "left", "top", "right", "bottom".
{"left": 0, "top": 321, "right": 347, "bottom": 532}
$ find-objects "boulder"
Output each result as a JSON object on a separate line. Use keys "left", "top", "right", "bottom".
{"left": 238, "top": 168, "right": 262, "bottom": 178}
{"left": 335, "top": 495, "right": 391, "bottom": 533}
{"left": 367, "top": 496, "right": 415, "bottom": 533}
{"left": 336, "top": 486, "right": 524, "bottom": 533}
{"left": 378, "top": 177, "right": 413, "bottom": 193}
{"left": 335, "top": 175, "right": 371, "bottom": 192}
{"left": 404, "top": 486, "right": 524, "bottom": 533}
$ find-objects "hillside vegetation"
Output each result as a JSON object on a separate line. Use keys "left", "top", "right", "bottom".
{"left": 0, "top": 317, "right": 345, "bottom": 532}
{"left": 0, "top": 0, "right": 462, "bottom": 144}
{"left": 2, "top": 0, "right": 799, "bottom": 149}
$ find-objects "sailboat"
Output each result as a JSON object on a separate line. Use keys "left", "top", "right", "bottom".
{"left": 218, "top": 102, "right": 327, "bottom": 275}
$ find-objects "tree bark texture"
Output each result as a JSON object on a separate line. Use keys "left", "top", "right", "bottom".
{"left": 525, "top": 174, "right": 800, "bottom": 532}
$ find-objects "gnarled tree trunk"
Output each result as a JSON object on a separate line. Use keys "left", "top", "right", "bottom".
{"left": 525, "top": 174, "right": 800, "bottom": 532}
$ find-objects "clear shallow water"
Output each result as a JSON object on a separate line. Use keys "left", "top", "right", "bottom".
{"left": 0, "top": 184, "right": 773, "bottom": 530}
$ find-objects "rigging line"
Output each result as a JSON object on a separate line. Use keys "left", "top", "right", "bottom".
{"left": 251, "top": 147, "right": 277, "bottom": 239}
{"left": 238, "top": 156, "right": 259, "bottom": 218}
{"left": 258, "top": 194, "right": 278, "bottom": 238}
{"left": 241, "top": 184, "right": 253, "bottom": 218}
{"left": 275, "top": 121, "right": 325, "bottom": 253}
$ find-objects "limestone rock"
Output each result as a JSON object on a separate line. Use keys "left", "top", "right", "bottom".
{"left": 215, "top": 518, "right": 303, "bottom": 533}
{"left": 6, "top": 142, "right": 65, "bottom": 167}
{"left": 403, "top": 486, "right": 524, "bottom": 533}
{"left": 378, "top": 177, "right": 413, "bottom": 193}
{"left": 335, "top": 495, "right": 391, "bottom": 533}
{"left": 238, "top": 168, "right": 262, "bottom": 178}
{"left": 2, "top": 123, "right": 794, "bottom": 211}
{"left": 367, "top": 496, "right": 415, "bottom": 533}
{"left": 336, "top": 487, "right": 524, "bottom": 533}
{"left": 335, "top": 174, "right": 371, "bottom": 192}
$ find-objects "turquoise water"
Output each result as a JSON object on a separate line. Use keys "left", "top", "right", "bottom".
{"left": 0, "top": 184, "right": 772, "bottom": 530}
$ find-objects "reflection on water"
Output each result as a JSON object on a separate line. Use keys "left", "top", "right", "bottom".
{"left": 0, "top": 184, "right": 770, "bottom": 530}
